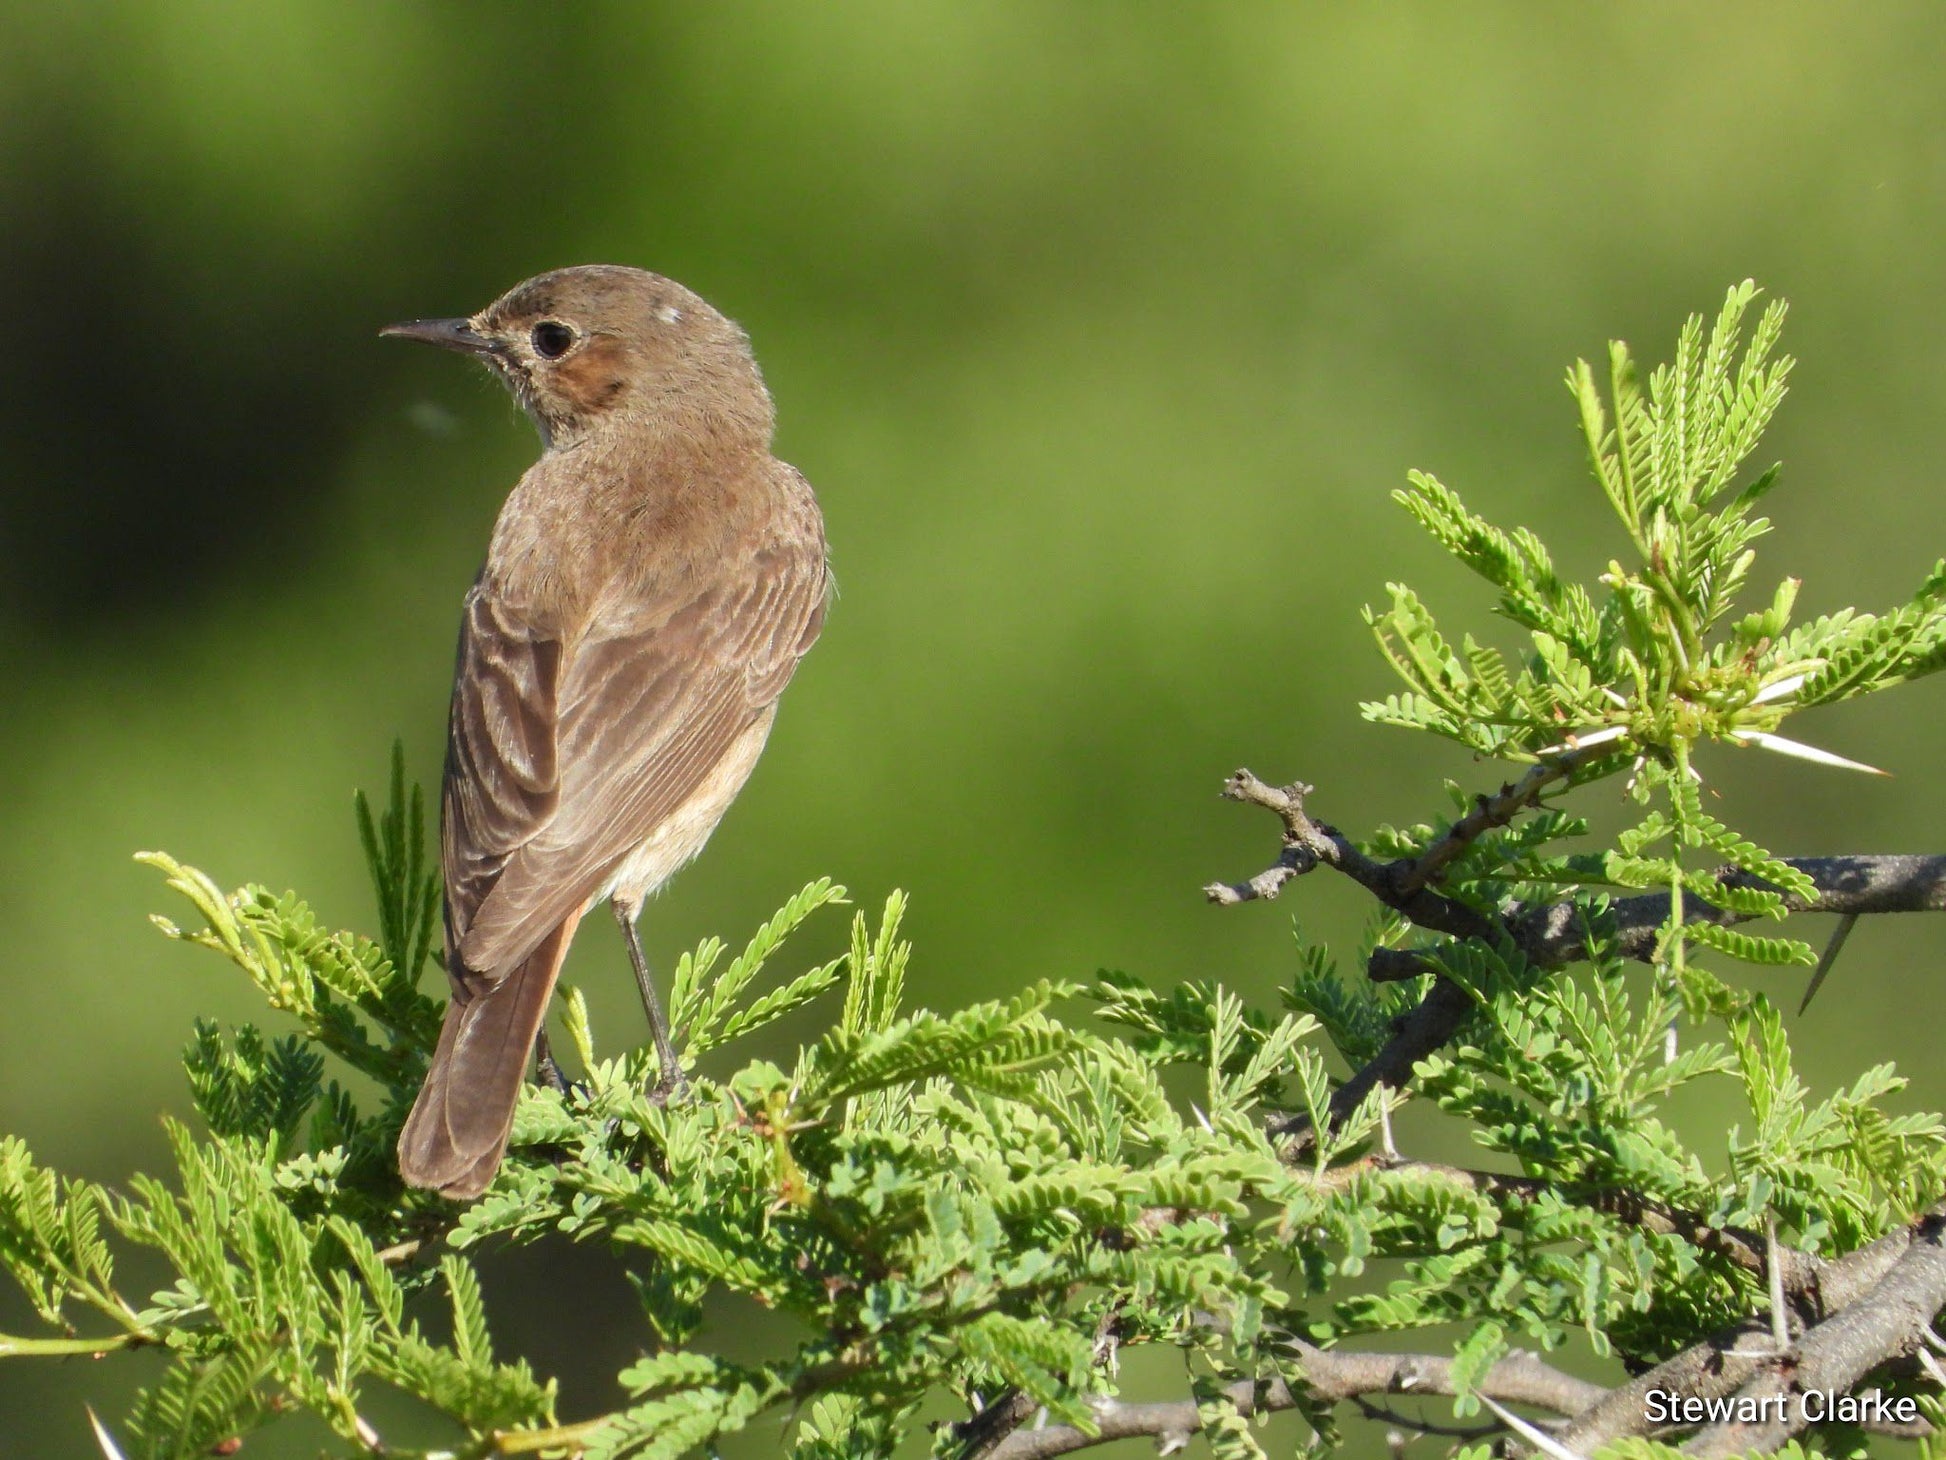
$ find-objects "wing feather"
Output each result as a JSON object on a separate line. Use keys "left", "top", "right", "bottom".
{"left": 441, "top": 518, "right": 826, "bottom": 986}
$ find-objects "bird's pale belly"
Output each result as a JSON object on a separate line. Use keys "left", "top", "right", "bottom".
{"left": 595, "top": 704, "right": 778, "bottom": 913}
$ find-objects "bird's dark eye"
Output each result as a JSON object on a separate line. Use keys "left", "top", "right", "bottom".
{"left": 531, "top": 320, "right": 576, "bottom": 359}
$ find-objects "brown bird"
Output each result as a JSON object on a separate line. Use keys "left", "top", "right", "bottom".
{"left": 382, "top": 265, "right": 828, "bottom": 1199}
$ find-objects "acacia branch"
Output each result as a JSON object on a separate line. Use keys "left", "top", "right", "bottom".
{"left": 1209, "top": 771, "right": 1520, "bottom": 1151}
{"left": 983, "top": 1344, "right": 1604, "bottom": 1460}
{"left": 1269, "top": 977, "right": 1476, "bottom": 1147}
{"left": 1369, "top": 853, "right": 1946, "bottom": 982}
{"left": 1314, "top": 1158, "right": 1826, "bottom": 1299}
{"left": 1207, "top": 767, "right": 1946, "bottom": 980}
{"left": 1203, "top": 769, "right": 1533, "bottom": 938}
{"left": 1212, "top": 768, "right": 1946, "bottom": 1150}
{"left": 970, "top": 1193, "right": 1946, "bottom": 1460}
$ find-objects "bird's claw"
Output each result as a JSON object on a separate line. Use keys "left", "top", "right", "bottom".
{"left": 645, "top": 1070, "right": 692, "bottom": 1107}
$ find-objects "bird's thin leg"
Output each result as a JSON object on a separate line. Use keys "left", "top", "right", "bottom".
{"left": 533, "top": 1030, "right": 571, "bottom": 1097}
{"left": 613, "top": 901, "right": 688, "bottom": 1101}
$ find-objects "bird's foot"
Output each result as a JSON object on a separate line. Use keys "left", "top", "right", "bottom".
{"left": 534, "top": 1031, "right": 587, "bottom": 1100}
{"left": 537, "top": 1048, "right": 573, "bottom": 1098}
{"left": 645, "top": 1068, "right": 692, "bottom": 1107}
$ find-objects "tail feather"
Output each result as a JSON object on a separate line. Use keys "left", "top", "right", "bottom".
{"left": 398, "top": 913, "right": 579, "bottom": 1199}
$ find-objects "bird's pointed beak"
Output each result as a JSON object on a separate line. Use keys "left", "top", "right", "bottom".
{"left": 380, "top": 317, "right": 498, "bottom": 356}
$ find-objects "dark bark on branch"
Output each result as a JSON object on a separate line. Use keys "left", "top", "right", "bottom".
{"left": 1369, "top": 853, "right": 1946, "bottom": 982}
{"left": 1208, "top": 762, "right": 1606, "bottom": 1151}
{"left": 970, "top": 1208, "right": 1946, "bottom": 1460}
{"left": 953, "top": 1391, "right": 1041, "bottom": 1460}
{"left": 1207, "top": 766, "right": 1946, "bottom": 983}
{"left": 1267, "top": 979, "right": 1476, "bottom": 1146}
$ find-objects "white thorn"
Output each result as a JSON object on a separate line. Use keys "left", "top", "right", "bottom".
{"left": 1729, "top": 730, "right": 1889, "bottom": 776}
{"left": 1475, "top": 1394, "right": 1591, "bottom": 1460}
{"left": 85, "top": 1409, "right": 128, "bottom": 1460}
{"left": 1751, "top": 673, "right": 1808, "bottom": 705}
{"left": 1535, "top": 724, "right": 1628, "bottom": 757}
{"left": 1601, "top": 686, "right": 1630, "bottom": 708}
{"left": 1766, "top": 1216, "right": 1791, "bottom": 1354}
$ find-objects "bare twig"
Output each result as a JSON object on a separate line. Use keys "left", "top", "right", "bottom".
{"left": 1268, "top": 977, "right": 1476, "bottom": 1148}
{"left": 1398, "top": 756, "right": 1594, "bottom": 893}
{"left": 1205, "top": 755, "right": 1600, "bottom": 915}
{"left": 1203, "top": 772, "right": 1499, "bottom": 942}
{"left": 1350, "top": 1396, "right": 1502, "bottom": 1439}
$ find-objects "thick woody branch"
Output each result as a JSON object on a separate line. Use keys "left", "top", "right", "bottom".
{"left": 968, "top": 1197, "right": 1946, "bottom": 1460}
{"left": 1684, "top": 1205, "right": 1946, "bottom": 1456}
{"left": 1201, "top": 768, "right": 1946, "bottom": 1455}
{"left": 1558, "top": 1203, "right": 1946, "bottom": 1453}
{"left": 953, "top": 1391, "right": 1041, "bottom": 1460}
{"left": 1369, "top": 853, "right": 1946, "bottom": 982}
{"left": 983, "top": 1344, "right": 1603, "bottom": 1460}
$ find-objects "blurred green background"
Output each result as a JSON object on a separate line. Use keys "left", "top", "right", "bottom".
{"left": 4, "top": 3, "right": 1946, "bottom": 1454}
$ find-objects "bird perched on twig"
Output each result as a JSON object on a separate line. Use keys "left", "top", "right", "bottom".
{"left": 382, "top": 265, "right": 828, "bottom": 1199}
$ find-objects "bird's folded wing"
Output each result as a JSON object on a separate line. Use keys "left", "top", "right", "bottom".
{"left": 442, "top": 537, "right": 827, "bottom": 986}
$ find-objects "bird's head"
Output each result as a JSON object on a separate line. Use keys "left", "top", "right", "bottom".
{"left": 383, "top": 265, "right": 773, "bottom": 450}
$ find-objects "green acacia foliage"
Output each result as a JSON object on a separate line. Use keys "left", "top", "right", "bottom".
{"left": 4, "top": 286, "right": 1946, "bottom": 1458}
{"left": 1362, "top": 283, "right": 1946, "bottom": 1019}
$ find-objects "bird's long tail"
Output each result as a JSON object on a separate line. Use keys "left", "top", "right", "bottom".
{"left": 397, "top": 912, "right": 580, "bottom": 1199}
